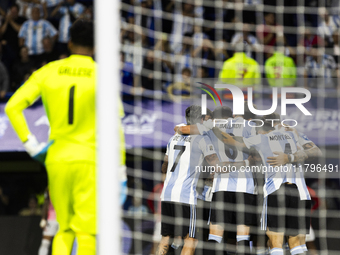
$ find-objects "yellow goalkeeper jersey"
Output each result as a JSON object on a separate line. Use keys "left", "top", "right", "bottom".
{"left": 218, "top": 52, "right": 261, "bottom": 86}
{"left": 5, "top": 54, "right": 126, "bottom": 165}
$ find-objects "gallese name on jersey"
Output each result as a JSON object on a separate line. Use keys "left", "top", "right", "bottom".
{"left": 58, "top": 66, "right": 93, "bottom": 77}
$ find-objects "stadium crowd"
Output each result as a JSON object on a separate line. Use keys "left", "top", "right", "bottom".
{"left": 1, "top": 0, "right": 339, "bottom": 100}
{"left": 120, "top": 0, "right": 340, "bottom": 95}
{"left": 0, "top": 0, "right": 93, "bottom": 99}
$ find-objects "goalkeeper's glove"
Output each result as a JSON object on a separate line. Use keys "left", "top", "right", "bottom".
{"left": 39, "top": 219, "right": 47, "bottom": 229}
{"left": 23, "top": 134, "right": 53, "bottom": 164}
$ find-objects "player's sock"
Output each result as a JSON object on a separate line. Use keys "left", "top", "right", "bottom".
{"left": 76, "top": 233, "right": 96, "bottom": 255}
{"left": 52, "top": 230, "right": 75, "bottom": 255}
{"left": 204, "top": 239, "right": 225, "bottom": 255}
{"left": 237, "top": 240, "right": 251, "bottom": 255}
{"left": 209, "top": 234, "right": 222, "bottom": 243}
{"left": 269, "top": 248, "right": 284, "bottom": 255}
{"left": 290, "top": 245, "right": 305, "bottom": 255}
{"left": 236, "top": 235, "right": 251, "bottom": 255}
{"left": 38, "top": 238, "right": 51, "bottom": 255}
{"left": 254, "top": 247, "right": 266, "bottom": 255}
{"left": 301, "top": 244, "right": 308, "bottom": 252}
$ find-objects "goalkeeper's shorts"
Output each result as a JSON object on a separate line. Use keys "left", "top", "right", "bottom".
{"left": 46, "top": 162, "right": 96, "bottom": 235}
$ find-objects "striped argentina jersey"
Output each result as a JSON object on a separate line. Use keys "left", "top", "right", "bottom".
{"left": 197, "top": 117, "right": 257, "bottom": 194}
{"left": 244, "top": 130, "right": 311, "bottom": 200}
{"left": 58, "top": 3, "right": 85, "bottom": 43}
{"left": 160, "top": 134, "right": 216, "bottom": 205}
{"left": 18, "top": 19, "right": 58, "bottom": 55}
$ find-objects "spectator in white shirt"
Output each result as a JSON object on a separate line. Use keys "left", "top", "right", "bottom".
{"left": 231, "top": 23, "right": 261, "bottom": 58}
{"left": 317, "top": 7, "right": 340, "bottom": 47}
{"left": 51, "top": 0, "right": 84, "bottom": 53}
{"left": 18, "top": 7, "right": 57, "bottom": 58}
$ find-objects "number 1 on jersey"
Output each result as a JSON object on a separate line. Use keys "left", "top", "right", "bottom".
{"left": 170, "top": 145, "right": 186, "bottom": 172}
{"left": 68, "top": 85, "right": 75, "bottom": 124}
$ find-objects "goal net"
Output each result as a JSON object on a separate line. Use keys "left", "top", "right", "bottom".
{"left": 119, "top": 1, "right": 340, "bottom": 254}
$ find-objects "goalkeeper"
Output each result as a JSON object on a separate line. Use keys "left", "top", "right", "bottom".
{"left": 5, "top": 20, "right": 97, "bottom": 255}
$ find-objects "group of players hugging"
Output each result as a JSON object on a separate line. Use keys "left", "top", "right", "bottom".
{"left": 155, "top": 103, "right": 322, "bottom": 255}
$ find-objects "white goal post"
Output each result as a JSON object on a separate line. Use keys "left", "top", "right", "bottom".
{"left": 95, "top": 0, "right": 121, "bottom": 254}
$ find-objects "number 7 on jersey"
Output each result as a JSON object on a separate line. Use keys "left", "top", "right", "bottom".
{"left": 170, "top": 145, "right": 186, "bottom": 172}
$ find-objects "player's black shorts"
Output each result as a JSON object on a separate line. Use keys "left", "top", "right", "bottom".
{"left": 161, "top": 201, "right": 197, "bottom": 238}
{"left": 267, "top": 183, "right": 311, "bottom": 236}
{"left": 210, "top": 191, "right": 257, "bottom": 227}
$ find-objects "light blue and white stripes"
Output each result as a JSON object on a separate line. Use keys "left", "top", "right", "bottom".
{"left": 18, "top": 19, "right": 57, "bottom": 55}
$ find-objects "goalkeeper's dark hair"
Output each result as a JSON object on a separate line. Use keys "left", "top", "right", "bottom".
{"left": 185, "top": 105, "right": 203, "bottom": 125}
{"left": 213, "top": 106, "right": 232, "bottom": 119}
{"left": 70, "top": 19, "right": 94, "bottom": 48}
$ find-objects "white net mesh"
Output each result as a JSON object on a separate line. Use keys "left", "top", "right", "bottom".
{"left": 120, "top": 1, "right": 340, "bottom": 254}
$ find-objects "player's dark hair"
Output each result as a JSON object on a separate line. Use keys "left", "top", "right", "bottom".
{"left": 70, "top": 19, "right": 94, "bottom": 48}
{"left": 182, "top": 67, "right": 192, "bottom": 76}
{"left": 257, "top": 112, "right": 281, "bottom": 124}
{"left": 243, "top": 101, "right": 255, "bottom": 120}
{"left": 185, "top": 105, "right": 203, "bottom": 125}
{"left": 258, "top": 115, "right": 275, "bottom": 132}
{"left": 213, "top": 106, "right": 232, "bottom": 119}
{"left": 204, "top": 108, "right": 213, "bottom": 119}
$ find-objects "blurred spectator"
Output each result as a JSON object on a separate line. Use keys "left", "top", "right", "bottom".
{"left": 196, "top": 66, "right": 208, "bottom": 79}
{"left": 11, "top": 46, "right": 36, "bottom": 91}
{"left": 121, "top": 52, "right": 134, "bottom": 88}
{"left": 19, "top": 195, "right": 42, "bottom": 216}
{"left": 219, "top": 43, "right": 261, "bottom": 86}
{"left": 142, "top": 49, "right": 172, "bottom": 90}
{"left": 51, "top": 0, "right": 85, "bottom": 54}
{"left": 170, "top": 2, "right": 197, "bottom": 54}
{"left": 141, "top": 50, "right": 165, "bottom": 90}
{"left": 0, "top": 61, "right": 9, "bottom": 99}
{"left": 153, "top": 33, "right": 174, "bottom": 87}
{"left": 121, "top": 25, "right": 144, "bottom": 88}
{"left": 215, "top": 39, "right": 229, "bottom": 62}
{"left": 167, "top": 67, "right": 191, "bottom": 102}
{"left": 304, "top": 0, "right": 319, "bottom": 27}
{"left": 37, "top": 36, "right": 59, "bottom": 66}
{"left": 192, "top": 24, "right": 208, "bottom": 49}
{"left": 82, "top": 5, "right": 93, "bottom": 20}
{"left": 160, "top": 0, "right": 174, "bottom": 34}
{"left": 18, "top": 6, "right": 57, "bottom": 60}
{"left": 298, "top": 26, "right": 325, "bottom": 55}
{"left": 127, "top": 196, "right": 149, "bottom": 216}
{"left": 231, "top": 23, "right": 261, "bottom": 58}
{"left": 128, "top": 0, "right": 155, "bottom": 46}
{"left": 317, "top": 7, "right": 340, "bottom": 47}
{"left": 333, "top": 30, "right": 340, "bottom": 64}
{"left": 0, "top": 4, "right": 26, "bottom": 71}
{"left": 0, "top": 186, "right": 9, "bottom": 214}
{"left": 265, "top": 49, "right": 297, "bottom": 87}
{"left": 174, "top": 33, "right": 193, "bottom": 82}
{"left": 17, "top": 0, "right": 47, "bottom": 20}
{"left": 41, "top": 0, "right": 63, "bottom": 19}
{"left": 192, "top": 38, "right": 216, "bottom": 77}
{"left": 304, "top": 45, "right": 337, "bottom": 88}
{"left": 256, "top": 12, "right": 277, "bottom": 47}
